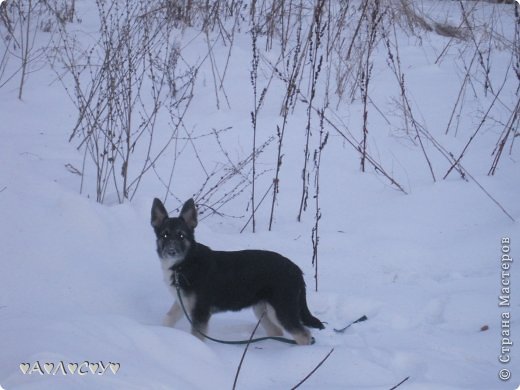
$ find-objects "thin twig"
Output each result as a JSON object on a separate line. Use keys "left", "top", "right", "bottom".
{"left": 240, "top": 182, "right": 274, "bottom": 234}
{"left": 290, "top": 348, "right": 334, "bottom": 390}
{"left": 414, "top": 126, "right": 515, "bottom": 222}
{"left": 488, "top": 98, "right": 520, "bottom": 176}
{"left": 232, "top": 312, "right": 265, "bottom": 390}
{"left": 467, "top": 166, "right": 515, "bottom": 222}
{"left": 444, "top": 60, "right": 512, "bottom": 179}
{"left": 318, "top": 108, "right": 408, "bottom": 194}
{"left": 64, "top": 163, "right": 82, "bottom": 176}
{"left": 389, "top": 376, "right": 410, "bottom": 390}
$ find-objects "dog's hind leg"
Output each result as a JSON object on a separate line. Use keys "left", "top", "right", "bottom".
{"left": 272, "top": 302, "right": 312, "bottom": 345}
{"left": 253, "top": 302, "right": 283, "bottom": 337}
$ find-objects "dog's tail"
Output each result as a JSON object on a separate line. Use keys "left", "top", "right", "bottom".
{"left": 300, "top": 287, "right": 325, "bottom": 330}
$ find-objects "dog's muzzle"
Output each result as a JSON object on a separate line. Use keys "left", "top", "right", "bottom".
{"left": 164, "top": 246, "right": 177, "bottom": 257}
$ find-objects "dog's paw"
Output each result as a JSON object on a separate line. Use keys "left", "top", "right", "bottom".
{"left": 292, "top": 330, "right": 313, "bottom": 345}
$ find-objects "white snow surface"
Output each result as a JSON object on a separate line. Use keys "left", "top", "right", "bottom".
{"left": 1, "top": 1, "right": 519, "bottom": 389}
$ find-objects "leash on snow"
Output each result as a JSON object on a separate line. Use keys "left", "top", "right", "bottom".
{"left": 173, "top": 271, "right": 366, "bottom": 345}
{"left": 333, "top": 314, "right": 368, "bottom": 333}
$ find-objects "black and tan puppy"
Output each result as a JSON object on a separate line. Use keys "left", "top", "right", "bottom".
{"left": 151, "top": 198, "right": 324, "bottom": 345}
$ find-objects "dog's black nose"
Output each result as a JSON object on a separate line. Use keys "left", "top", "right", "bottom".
{"left": 166, "top": 248, "right": 177, "bottom": 256}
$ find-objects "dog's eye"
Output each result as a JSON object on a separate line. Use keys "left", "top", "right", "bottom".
{"left": 177, "top": 232, "right": 185, "bottom": 239}
{"left": 162, "top": 231, "right": 169, "bottom": 239}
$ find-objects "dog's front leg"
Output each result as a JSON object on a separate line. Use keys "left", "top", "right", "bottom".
{"left": 163, "top": 301, "right": 183, "bottom": 327}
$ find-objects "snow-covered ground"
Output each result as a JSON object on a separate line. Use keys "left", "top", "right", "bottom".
{"left": 1, "top": 1, "right": 519, "bottom": 389}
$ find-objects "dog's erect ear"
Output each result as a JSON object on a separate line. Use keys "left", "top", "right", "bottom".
{"left": 180, "top": 198, "right": 198, "bottom": 229}
{"left": 151, "top": 198, "right": 168, "bottom": 229}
